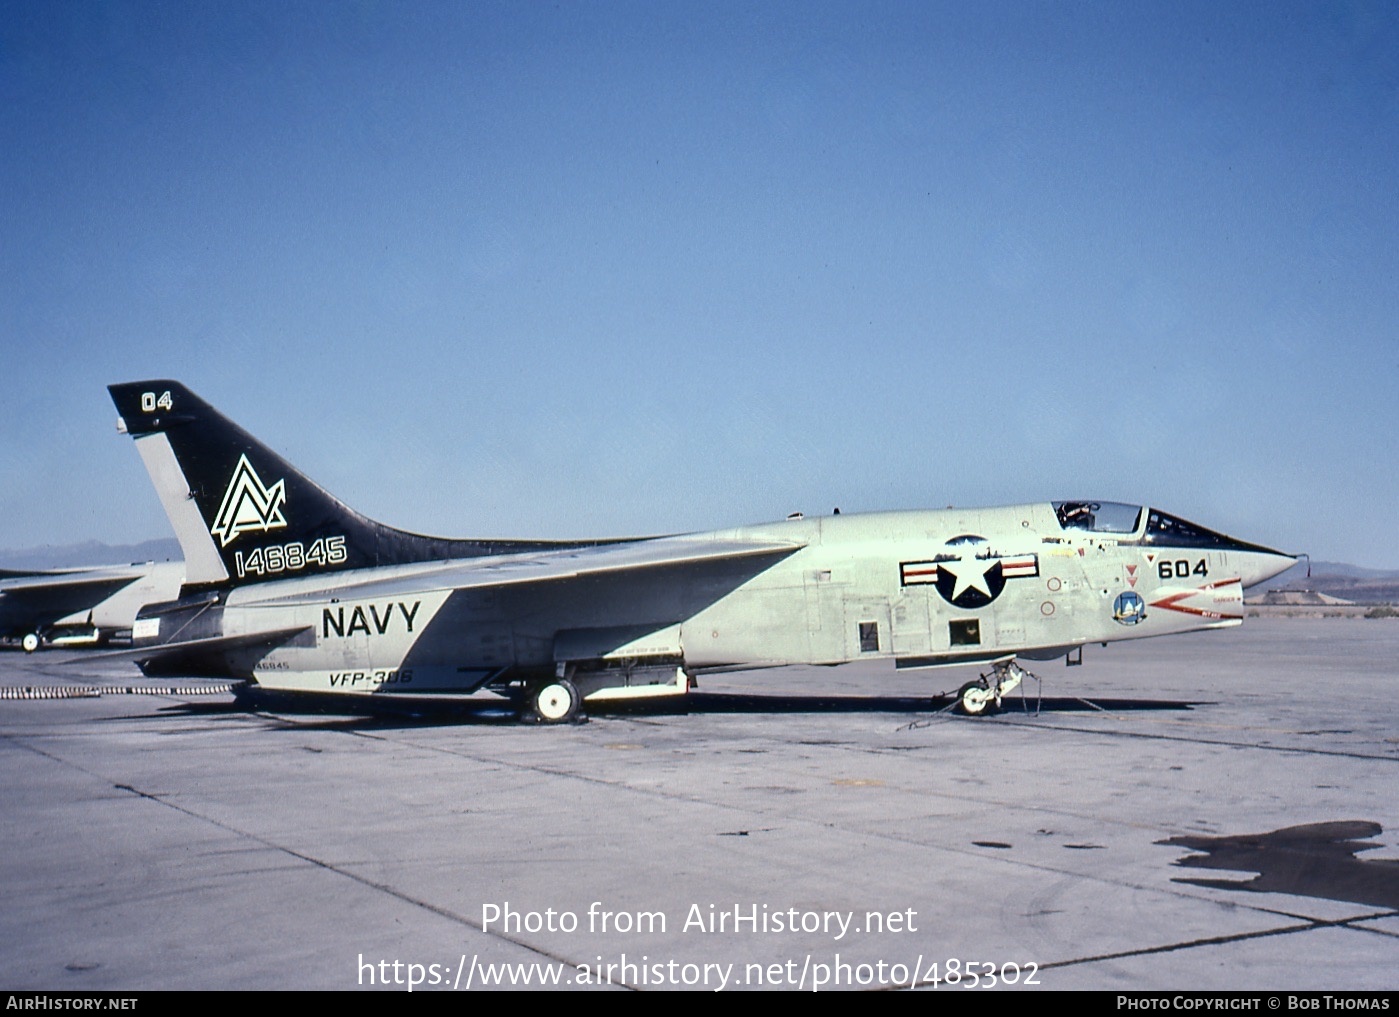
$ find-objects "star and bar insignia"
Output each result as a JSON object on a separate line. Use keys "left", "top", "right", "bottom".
{"left": 901, "top": 535, "right": 1039, "bottom": 609}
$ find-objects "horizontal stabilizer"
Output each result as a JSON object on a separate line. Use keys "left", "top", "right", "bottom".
{"left": 75, "top": 626, "right": 312, "bottom": 670}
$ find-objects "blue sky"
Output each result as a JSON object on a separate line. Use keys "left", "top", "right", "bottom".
{"left": 2, "top": 1, "right": 1396, "bottom": 566}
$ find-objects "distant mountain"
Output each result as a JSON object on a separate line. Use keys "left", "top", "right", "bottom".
{"left": 0, "top": 539, "right": 182, "bottom": 570}
{"left": 1249, "top": 561, "right": 1399, "bottom": 604}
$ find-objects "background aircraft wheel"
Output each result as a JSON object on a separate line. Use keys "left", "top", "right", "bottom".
{"left": 21, "top": 632, "right": 41, "bottom": 653}
{"left": 532, "top": 678, "right": 582, "bottom": 724}
{"left": 957, "top": 680, "right": 995, "bottom": 717}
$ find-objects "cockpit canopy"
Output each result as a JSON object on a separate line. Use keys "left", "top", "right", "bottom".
{"left": 1054, "top": 501, "right": 1142, "bottom": 534}
{"left": 1053, "top": 501, "right": 1279, "bottom": 553}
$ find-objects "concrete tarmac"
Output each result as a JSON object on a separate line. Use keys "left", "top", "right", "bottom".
{"left": 1, "top": 617, "right": 1396, "bottom": 991}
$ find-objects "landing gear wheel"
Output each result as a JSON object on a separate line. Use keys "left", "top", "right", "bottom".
{"left": 957, "top": 680, "right": 995, "bottom": 717}
{"left": 532, "top": 677, "right": 581, "bottom": 724}
{"left": 21, "top": 632, "right": 40, "bottom": 654}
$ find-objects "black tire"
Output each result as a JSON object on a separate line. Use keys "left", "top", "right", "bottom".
{"left": 957, "top": 680, "right": 995, "bottom": 717}
{"left": 531, "top": 677, "right": 582, "bottom": 724}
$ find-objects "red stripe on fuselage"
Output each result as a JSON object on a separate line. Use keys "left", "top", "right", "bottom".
{"left": 1149, "top": 578, "right": 1243, "bottom": 620}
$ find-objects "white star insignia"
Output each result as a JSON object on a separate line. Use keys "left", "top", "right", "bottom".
{"left": 938, "top": 556, "right": 995, "bottom": 601}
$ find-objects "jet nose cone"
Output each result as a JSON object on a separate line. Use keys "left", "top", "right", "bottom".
{"left": 1237, "top": 547, "right": 1300, "bottom": 588}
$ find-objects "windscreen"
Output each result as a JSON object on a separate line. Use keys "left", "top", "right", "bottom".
{"left": 1141, "top": 510, "right": 1235, "bottom": 548}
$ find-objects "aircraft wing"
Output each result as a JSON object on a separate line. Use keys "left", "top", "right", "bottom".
{"left": 0, "top": 567, "right": 150, "bottom": 633}
{"left": 249, "top": 535, "right": 806, "bottom": 607}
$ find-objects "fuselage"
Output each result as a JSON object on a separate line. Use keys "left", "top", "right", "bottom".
{"left": 143, "top": 500, "right": 1295, "bottom": 696}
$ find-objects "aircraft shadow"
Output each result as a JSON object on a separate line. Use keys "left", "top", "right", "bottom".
{"left": 641, "top": 693, "right": 1201, "bottom": 718}
{"left": 137, "top": 689, "right": 1202, "bottom": 731}
{"left": 1159, "top": 821, "right": 1399, "bottom": 910}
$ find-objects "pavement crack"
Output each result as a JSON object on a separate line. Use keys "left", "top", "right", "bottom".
{"left": 105, "top": 779, "right": 588, "bottom": 974}
{"left": 1040, "top": 909, "right": 1399, "bottom": 971}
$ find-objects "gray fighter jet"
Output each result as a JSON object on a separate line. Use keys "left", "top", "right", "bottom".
{"left": 105, "top": 381, "right": 1297, "bottom": 721}
{"left": 1, "top": 561, "right": 183, "bottom": 651}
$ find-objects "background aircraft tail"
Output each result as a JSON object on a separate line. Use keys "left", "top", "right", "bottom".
{"left": 109, "top": 380, "right": 604, "bottom": 590}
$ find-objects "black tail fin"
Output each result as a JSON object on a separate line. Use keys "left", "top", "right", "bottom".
{"left": 109, "top": 381, "right": 590, "bottom": 589}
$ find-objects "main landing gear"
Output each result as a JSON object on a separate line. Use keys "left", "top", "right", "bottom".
{"left": 956, "top": 659, "right": 1038, "bottom": 716}
{"left": 528, "top": 677, "right": 582, "bottom": 724}
{"left": 21, "top": 632, "right": 41, "bottom": 654}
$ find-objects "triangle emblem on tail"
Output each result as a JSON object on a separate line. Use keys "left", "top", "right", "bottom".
{"left": 210, "top": 454, "right": 287, "bottom": 547}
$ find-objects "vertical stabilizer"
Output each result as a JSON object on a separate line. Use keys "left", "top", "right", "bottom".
{"left": 109, "top": 381, "right": 605, "bottom": 590}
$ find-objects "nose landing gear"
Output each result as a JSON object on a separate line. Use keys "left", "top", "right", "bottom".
{"left": 955, "top": 659, "right": 1038, "bottom": 716}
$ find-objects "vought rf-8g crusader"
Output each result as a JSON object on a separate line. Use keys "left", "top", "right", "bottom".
{"left": 104, "top": 380, "right": 1297, "bottom": 722}
{"left": 1, "top": 560, "right": 182, "bottom": 652}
